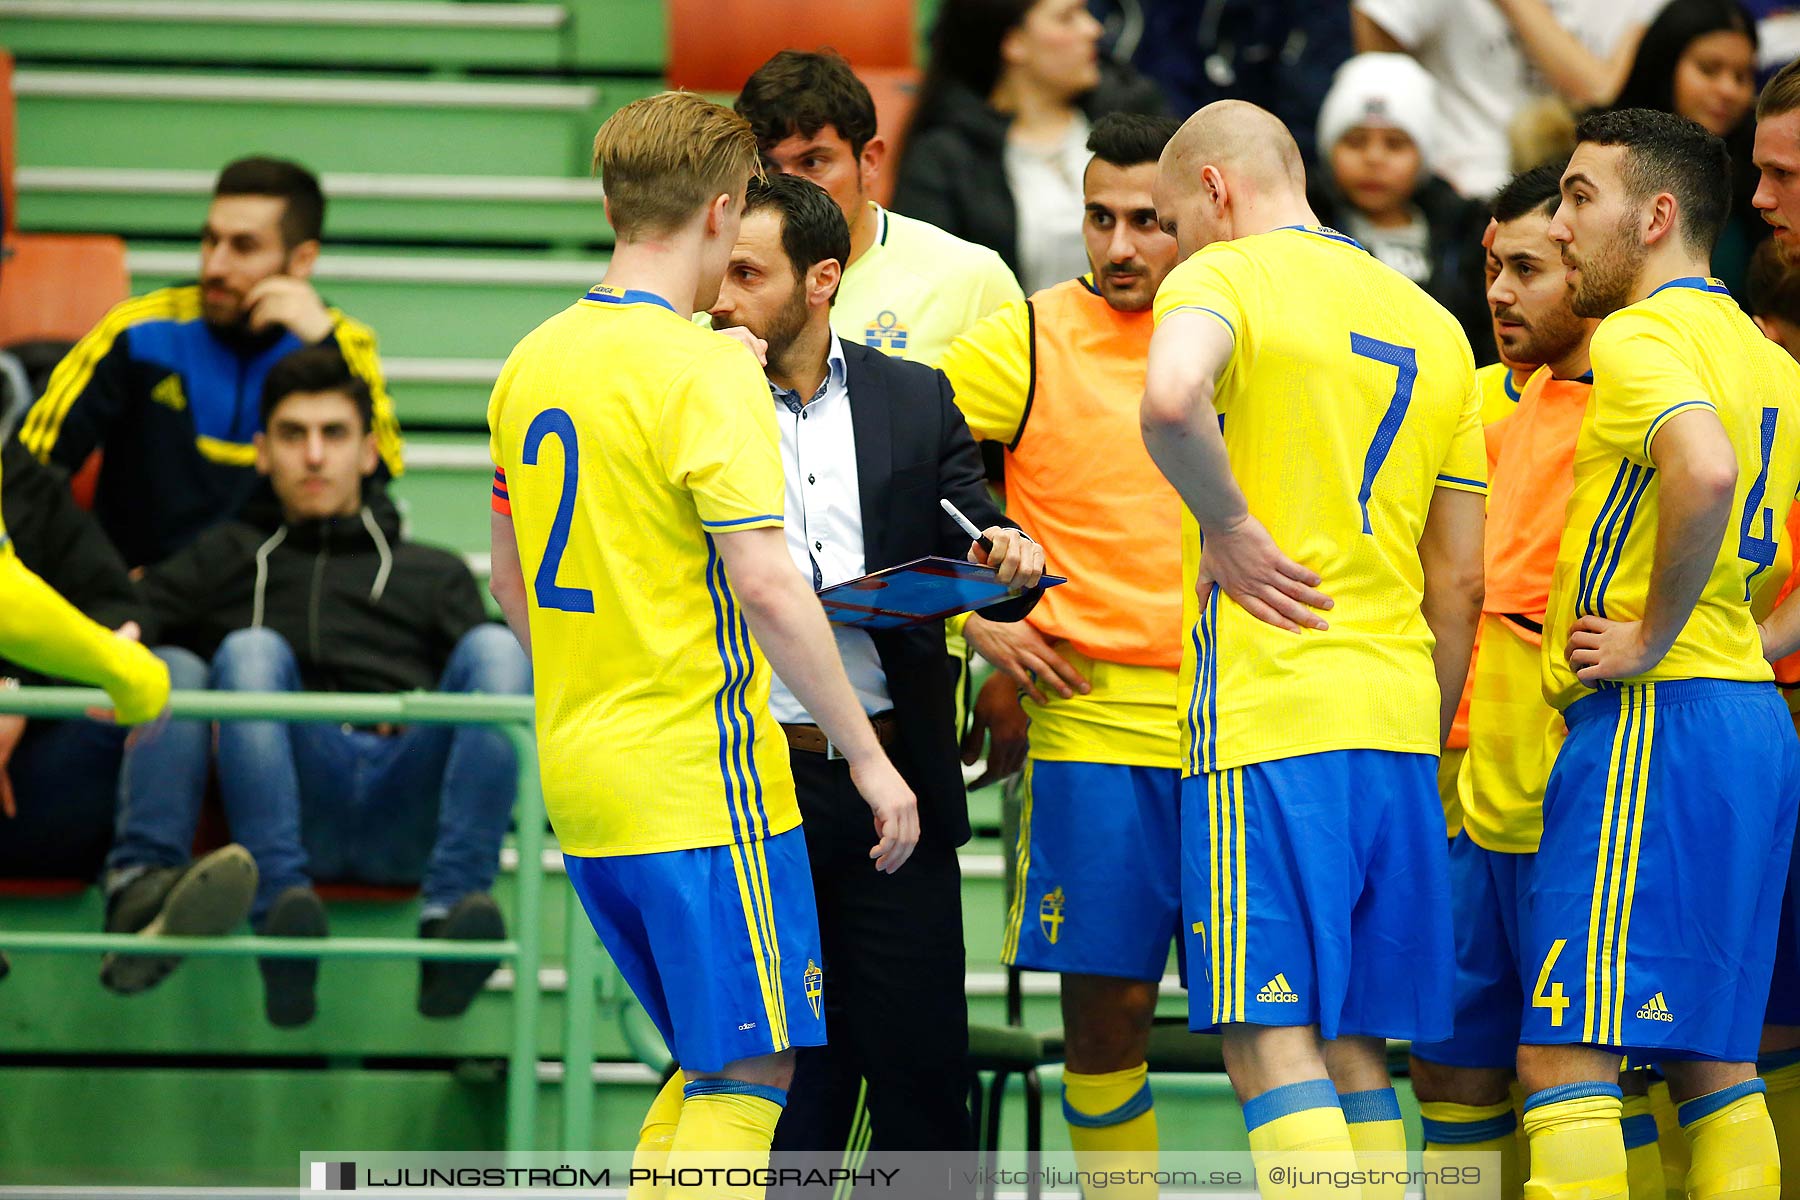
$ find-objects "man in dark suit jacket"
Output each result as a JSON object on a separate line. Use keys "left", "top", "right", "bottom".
{"left": 710, "top": 174, "right": 1046, "bottom": 1161}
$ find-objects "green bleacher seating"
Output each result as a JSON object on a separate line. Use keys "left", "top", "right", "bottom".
{"left": 0, "top": 0, "right": 668, "bottom": 73}
{"left": 13, "top": 68, "right": 657, "bottom": 177}
{"left": 19, "top": 167, "right": 612, "bottom": 247}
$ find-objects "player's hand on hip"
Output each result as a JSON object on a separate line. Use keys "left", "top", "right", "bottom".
{"left": 969, "top": 527, "right": 1044, "bottom": 590}
{"left": 849, "top": 755, "right": 918, "bottom": 874}
{"left": 244, "top": 276, "right": 335, "bottom": 343}
{"left": 1202, "top": 513, "right": 1331, "bottom": 632}
{"left": 963, "top": 615, "right": 1088, "bottom": 704}
{"left": 1567, "top": 615, "right": 1659, "bottom": 684}
{"left": 962, "top": 670, "right": 1030, "bottom": 788}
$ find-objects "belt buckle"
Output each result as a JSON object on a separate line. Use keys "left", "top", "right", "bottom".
{"left": 826, "top": 736, "right": 844, "bottom": 761}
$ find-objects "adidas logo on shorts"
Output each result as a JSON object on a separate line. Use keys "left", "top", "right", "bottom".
{"left": 1635, "top": 992, "right": 1675, "bottom": 1023}
{"left": 1256, "top": 973, "right": 1301, "bottom": 1003}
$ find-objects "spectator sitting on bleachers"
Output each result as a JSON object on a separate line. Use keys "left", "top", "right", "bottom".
{"left": 100, "top": 347, "right": 527, "bottom": 1028}
{"left": 10, "top": 157, "right": 404, "bottom": 570}
{"left": 1308, "top": 53, "right": 1492, "bottom": 361}
{"left": 892, "top": 0, "right": 1167, "bottom": 294}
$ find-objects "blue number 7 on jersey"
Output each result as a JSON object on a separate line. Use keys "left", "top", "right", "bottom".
{"left": 1350, "top": 334, "right": 1419, "bottom": 536}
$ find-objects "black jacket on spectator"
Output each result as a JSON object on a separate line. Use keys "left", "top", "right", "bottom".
{"left": 138, "top": 490, "right": 485, "bottom": 694}
{"left": 840, "top": 341, "right": 1040, "bottom": 847}
{"left": 0, "top": 440, "right": 145, "bottom": 681}
{"left": 1308, "top": 176, "right": 1496, "bottom": 367}
{"left": 892, "top": 64, "right": 1166, "bottom": 281}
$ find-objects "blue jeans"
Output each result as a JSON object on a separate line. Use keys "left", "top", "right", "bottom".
{"left": 108, "top": 625, "right": 531, "bottom": 924}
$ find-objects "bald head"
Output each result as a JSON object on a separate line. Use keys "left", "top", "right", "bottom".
{"left": 1163, "top": 101, "right": 1305, "bottom": 194}
{"left": 1153, "top": 101, "right": 1312, "bottom": 259}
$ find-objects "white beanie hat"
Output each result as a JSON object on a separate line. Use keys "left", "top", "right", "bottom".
{"left": 1317, "top": 52, "right": 1438, "bottom": 174}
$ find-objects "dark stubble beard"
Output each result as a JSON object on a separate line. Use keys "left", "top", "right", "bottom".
{"left": 1511, "top": 304, "right": 1589, "bottom": 371}
{"left": 758, "top": 285, "right": 813, "bottom": 370}
{"left": 1569, "top": 212, "right": 1649, "bottom": 319}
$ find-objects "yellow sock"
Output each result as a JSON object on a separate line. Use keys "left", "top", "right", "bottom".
{"left": 1420, "top": 1099, "right": 1521, "bottom": 1200}
{"left": 1680, "top": 1081, "right": 1779, "bottom": 1200}
{"left": 1758, "top": 1054, "right": 1800, "bottom": 1200}
{"left": 1243, "top": 1078, "right": 1361, "bottom": 1200}
{"left": 1621, "top": 1094, "right": 1661, "bottom": 1200}
{"left": 1341, "top": 1088, "right": 1406, "bottom": 1200}
{"left": 627, "top": 1071, "right": 687, "bottom": 1200}
{"left": 1648, "top": 1079, "right": 1686, "bottom": 1200}
{"left": 1063, "top": 1064, "right": 1158, "bottom": 1198}
{"left": 1521, "top": 1083, "right": 1627, "bottom": 1200}
{"left": 665, "top": 1081, "right": 785, "bottom": 1200}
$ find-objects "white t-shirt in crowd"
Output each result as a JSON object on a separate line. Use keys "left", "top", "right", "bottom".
{"left": 1345, "top": 209, "right": 1434, "bottom": 283}
{"left": 1352, "top": 0, "right": 1661, "bottom": 197}
{"left": 1005, "top": 112, "right": 1093, "bottom": 295}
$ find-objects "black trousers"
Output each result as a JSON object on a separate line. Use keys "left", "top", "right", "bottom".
{"left": 771, "top": 750, "right": 976, "bottom": 1156}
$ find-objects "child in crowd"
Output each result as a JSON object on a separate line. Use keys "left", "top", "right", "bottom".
{"left": 1309, "top": 52, "right": 1491, "bottom": 359}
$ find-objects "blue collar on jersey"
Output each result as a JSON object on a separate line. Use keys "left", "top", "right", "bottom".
{"left": 1648, "top": 275, "right": 1731, "bottom": 298}
{"left": 583, "top": 284, "right": 676, "bottom": 312}
{"left": 1275, "top": 224, "right": 1368, "bottom": 252}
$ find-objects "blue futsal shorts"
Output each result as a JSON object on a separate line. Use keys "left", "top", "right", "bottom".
{"left": 1003, "top": 760, "right": 1182, "bottom": 982}
{"left": 1521, "top": 680, "right": 1800, "bottom": 1061}
{"left": 1180, "top": 749, "right": 1453, "bottom": 1042}
{"left": 564, "top": 827, "right": 826, "bottom": 1074}
{"left": 1411, "top": 834, "right": 1536, "bottom": 1069}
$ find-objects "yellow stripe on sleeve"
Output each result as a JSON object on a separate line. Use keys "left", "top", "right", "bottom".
{"left": 332, "top": 313, "right": 406, "bottom": 477}
{"left": 21, "top": 288, "right": 199, "bottom": 460}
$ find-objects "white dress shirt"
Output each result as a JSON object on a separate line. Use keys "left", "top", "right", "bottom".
{"left": 765, "top": 334, "right": 893, "bottom": 724}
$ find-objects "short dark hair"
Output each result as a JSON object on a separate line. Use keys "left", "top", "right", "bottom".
{"left": 1086, "top": 112, "right": 1182, "bottom": 169}
{"left": 215, "top": 156, "right": 326, "bottom": 248}
{"left": 744, "top": 174, "right": 852, "bottom": 303}
{"left": 1573, "top": 108, "right": 1731, "bottom": 253}
{"left": 260, "top": 346, "right": 373, "bottom": 433}
{"left": 735, "top": 50, "right": 879, "bottom": 158}
{"left": 1491, "top": 160, "right": 1569, "bottom": 223}
{"left": 1749, "top": 237, "right": 1800, "bottom": 323}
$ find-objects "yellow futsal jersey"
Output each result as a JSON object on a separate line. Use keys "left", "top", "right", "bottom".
{"left": 1154, "top": 226, "right": 1487, "bottom": 775}
{"left": 832, "top": 204, "right": 1023, "bottom": 367}
{"left": 487, "top": 286, "right": 799, "bottom": 857}
{"left": 941, "top": 277, "right": 1182, "bottom": 768}
{"left": 1541, "top": 278, "right": 1800, "bottom": 711}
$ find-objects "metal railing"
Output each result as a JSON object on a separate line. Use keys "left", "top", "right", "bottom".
{"left": 0, "top": 686, "right": 607, "bottom": 1153}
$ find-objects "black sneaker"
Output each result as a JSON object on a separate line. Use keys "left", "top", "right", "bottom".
{"left": 100, "top": 845, "right": 257, "bottom": 995}
{"left": 418, "top": 893, "right": 505, "bottom": 1019}
{"left": 259, "top": 884, "right": 328, "bottom": 1028}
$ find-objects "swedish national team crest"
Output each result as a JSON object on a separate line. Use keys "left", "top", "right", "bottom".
{"left": 804, "top": 960, "right": 824, "bottom": 1019}
{"left": 864, "top": 310, "right": 908, "bottom": 352}
{"left": 1039, "top": 887, "right": 1066, "bottom": 944}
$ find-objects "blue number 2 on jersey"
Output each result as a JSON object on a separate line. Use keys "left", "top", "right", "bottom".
{"left": 1739, "top": 405, "right": 1780, "bottom": 599}
{"left": 1350, "top": 334, "right": 1419, "bottom": 535}
{"left": 523, "top": 407, "right": 596, "bottom": 614}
